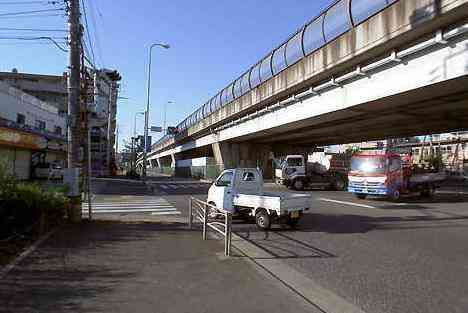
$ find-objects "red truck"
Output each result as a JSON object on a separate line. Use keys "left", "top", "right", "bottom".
{"left": 347, "top": 152, "right": 446, "bottom": 201}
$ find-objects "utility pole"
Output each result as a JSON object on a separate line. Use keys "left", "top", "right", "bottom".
{"left": 106, "top": 80, "right": 113, "bottom": 176}
{"left": 66, "top": 0, "right": 82, "bottom": 222}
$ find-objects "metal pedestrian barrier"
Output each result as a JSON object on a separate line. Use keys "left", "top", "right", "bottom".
{"left": 188, "top": 197, "right": 232, "bottom": 256}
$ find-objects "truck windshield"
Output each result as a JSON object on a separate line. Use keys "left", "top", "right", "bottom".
{"left": 287, "top": 158, "right": 303, "bottom": 167}
{"left": 350, "top": 157, "right": 387, "bottom": 174}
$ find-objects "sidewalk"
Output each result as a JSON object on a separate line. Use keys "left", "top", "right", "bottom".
{"left": 0, "top": 221, "right": 315, "bottom": 313}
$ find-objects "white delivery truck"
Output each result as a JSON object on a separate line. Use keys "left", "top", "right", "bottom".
{"left": 207, "top": 168, "right": 311, "bottom": 229}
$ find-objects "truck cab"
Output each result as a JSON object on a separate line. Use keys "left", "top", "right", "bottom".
{"left": 275, "top": 153, "right": 348, "bottom": 191}
{"left": 348, "top": 152, "right": 442, "bottom": 201}
{"left": 348, "top": 153, "right": 401, "bottom": 200}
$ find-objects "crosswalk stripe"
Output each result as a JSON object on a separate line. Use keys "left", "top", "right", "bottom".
{"left": 81, "top": 205, "right": 174, "bottom": 210}
{"left": 160, "top": 185, "right": 169, "bottom": 189}
{"left": 83, "top": 203, "right": 171, "bottom": 207}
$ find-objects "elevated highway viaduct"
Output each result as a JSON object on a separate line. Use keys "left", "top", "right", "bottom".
{"left": 140, "top": 0, "right": 468, "bottom": 177}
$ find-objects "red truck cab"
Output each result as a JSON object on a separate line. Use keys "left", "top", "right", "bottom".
{"left": 348, "top": 151, "right": 444, "bottom": 201}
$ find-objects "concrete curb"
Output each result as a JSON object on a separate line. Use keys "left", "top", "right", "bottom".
{"left": 0, "top": 226, "right": 61, "bottom": 279}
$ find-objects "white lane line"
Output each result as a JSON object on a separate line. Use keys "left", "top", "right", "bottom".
{"left": 437, "top": 190, "right": 468, "bottom": 195}
{"left": 81, "top": 208, "right": 178, "bottom": 213}
{"left": 318, "top": 198, "right": 377, "bottom": 209}
{"left": 150, "top": 211, "right": 182, "bottom": 216}
{"left": 159, "top": 185, "right": 169, "bottom": 189}
{"left": 167, "top": 185, "right": 178, "bottom": 189}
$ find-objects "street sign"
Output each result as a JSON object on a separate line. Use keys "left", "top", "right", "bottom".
{"left": 150, "top": 126, "right": 162, "bottom": 132}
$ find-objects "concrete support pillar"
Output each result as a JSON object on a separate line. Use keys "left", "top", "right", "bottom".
{"left": 212, "top": 142, "right": 274, "bottom": 178}
{"left": 170, "top": 154, "right": 177, "bottom": 168}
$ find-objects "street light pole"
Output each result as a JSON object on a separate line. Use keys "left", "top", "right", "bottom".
{"left": 164, "top": 101, "right": 173, "bottom": 135}
{"left": 143, "top": 42, "right": 170, "bottom": 178}
{"left": 134, "top": 111, "right": 145, "bottom": 138}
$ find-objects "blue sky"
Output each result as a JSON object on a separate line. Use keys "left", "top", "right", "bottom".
{"left": 0, "top": 0, "right": 333, "bottom": 150}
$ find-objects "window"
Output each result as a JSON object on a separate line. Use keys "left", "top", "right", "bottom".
{"left": 35, "top": 120, "right": 46, "bottom": 130}
{"left": 389, "top": 158, "right": 401, "bottom": 172}
{"left": 272, "top": 44, "right": 287, "bottom": 75}
{"left": 249, "top": 63, "right": 261, "bottom": 89}
{"left": 285, "top": 32, "right": 304, "bottom": 66}
{"left": 303, "top": 15, "right": 325, "bottom": 55}
{"left": 351, "top": 0, "right": 388, "bottom": 25}
{"left": 16, "top": 113, "right": 25, "bottom": 125}
{"left": 287, "top": 158, "right": 303, "bottom": 167}
{"left": 54, "top": 126, "right": 62, "bottom": 135}
{"left": 216, "top": 171, "right": 233, "bottom": 187}
{"left": 233, "top": 78, "right": 243, "bottom": 98}
{"left": 240, "top": 71, "right": 251, "bottom": 94}
{"left": 259, "top": 54, "right": 273, "bottom": 82}
{"left": 323, "top": 0, "right": 351, "bottom": 43}
{"left": 242, "top": 171, "right": 256, "bottom": 182}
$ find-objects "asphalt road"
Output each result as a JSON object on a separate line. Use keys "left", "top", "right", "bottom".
{"left": 89, "top": 177, "right": 468, "bottom": 313}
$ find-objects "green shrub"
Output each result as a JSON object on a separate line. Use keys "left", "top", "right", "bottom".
{"left": 0, "top": 178, "right": 69, "bottom": 238}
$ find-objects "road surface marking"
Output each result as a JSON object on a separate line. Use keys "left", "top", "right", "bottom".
{"left": 150, "top": 211, "right": 182, "bottom": 215}
{"left": 159, "top": 184, "right": 169, "bottom": 189}
{"left": 81, "top": 197, "right": 180, "bottom": 215}
{"left": 318, "top": 198, "right": 377, "bottom": 209}
{"left": 82, "top": 208, "right": 178, "bottom": 214}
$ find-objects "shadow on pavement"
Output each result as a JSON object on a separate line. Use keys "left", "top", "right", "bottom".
{"left": 1, "top": 221, "right": 315, "bottom": 313}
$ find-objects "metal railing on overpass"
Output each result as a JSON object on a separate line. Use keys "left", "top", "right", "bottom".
{"left": 151, "top": 0, "right": 468, "bottom": 156}
{"left": 152, "top": 0, "right": 402, "bottom": 149}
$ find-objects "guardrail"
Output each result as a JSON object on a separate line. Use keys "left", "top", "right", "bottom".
{"left": 188, "top": 197, "right": 232, "bottom": 256}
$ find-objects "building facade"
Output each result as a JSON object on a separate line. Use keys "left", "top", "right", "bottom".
{"left": 0, "top": 80, "right": 66, "bottom": 179}
{"left": 0, "top": 69, "right": 120, "bottom": 177}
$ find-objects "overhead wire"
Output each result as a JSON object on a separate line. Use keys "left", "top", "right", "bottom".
{"left": 86, "top": 0, "right": 104, "bottom": 67}
{"left": 0, "top": 35, "right": 67, "bottom": 51}
{"left": 0, "top": 8, "right": 64, "bottom": 17}
{"left": 0, "top": 27, "right": 66, "bottom": 32}
{"left": 80, "top": 0, "right": 96, "bottom": 68}
{"left": 0, "top": 1, "right": 57, "bottom": 4}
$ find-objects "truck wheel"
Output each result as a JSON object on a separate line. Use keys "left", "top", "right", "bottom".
{"left": 293, "top": 179, "right": 304, "bottom": 191}
{"left": 356, "top": 193, "right": 367, "bottom": 199}
{"left": 287, "top": 217, "right": 300, "bottom": 228}
{"left": 255, "top": 209, "right": 271, "bottom": 230}
{"left": 389, "top": 189, "right": 401, "bottom": 202}
{"left": 333, "top": 177, "right": 346, "bottom": 191}
{"left": 421, "top": 184, "right": 435, "bottom": 198}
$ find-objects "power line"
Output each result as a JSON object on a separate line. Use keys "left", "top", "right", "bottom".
{"left": 80, "top": 0, "right": 95, "bottom": 68}
{"left": 86, "top": 0, "right": 104, "bottom": 67}
{"left": 0, "top": 36, "right": 67, "bottom": 51}
{"left": 0, "top": 27, "right": 66, "bottom": 32}
{"left": 0, "top": 1, "right": 58, "bottom": 4}
{"left": 0, "top": 13, "right": 63, "bottom": 18}
{"left": 0, "top": 8, "right": 63, "bottom": 17}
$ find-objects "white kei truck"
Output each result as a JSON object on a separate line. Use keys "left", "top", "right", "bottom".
{"left": 207, "top": 168, "right": 311, "bottom": 230}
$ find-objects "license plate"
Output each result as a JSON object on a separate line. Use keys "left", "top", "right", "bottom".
{"left": 291, "top": 211, "right": 299, "bottom": 218}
